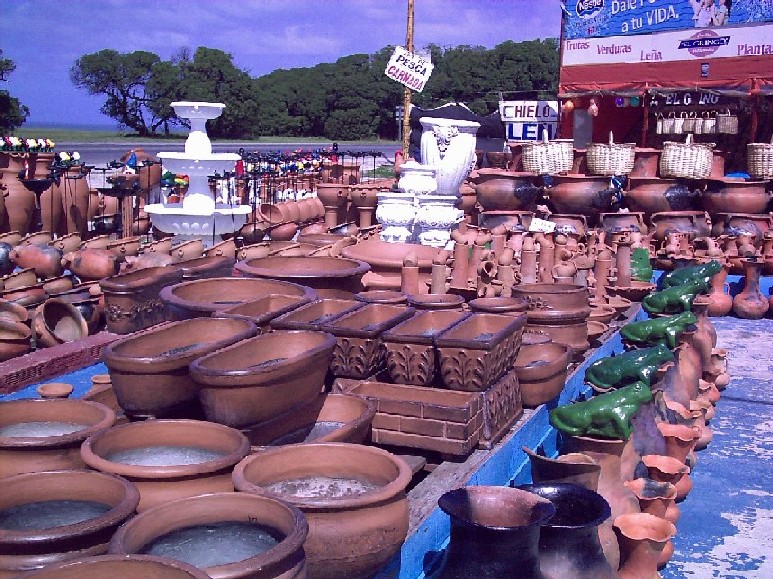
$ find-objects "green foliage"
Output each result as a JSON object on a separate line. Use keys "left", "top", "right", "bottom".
{"left": 0, "top": 50, "right": 29, "bottom": 131}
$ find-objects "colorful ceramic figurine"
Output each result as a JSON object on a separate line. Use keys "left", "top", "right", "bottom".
{"left": 549, "top": 382, "right": 653, "bottom": 440}
{"left": 585, "top": 343, "right": 675, "bottom": 391}
{"left": 620, "top": 311, "right": 697, "bottom": 349}
{"left": 642, "top": 279, "right": 708, "bottom": 314}
{"left": 660, "top": 259, "right": 721, "bottom": 288}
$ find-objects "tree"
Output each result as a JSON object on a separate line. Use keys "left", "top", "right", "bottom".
{"left": 0, "top": 50, "right": 29, "bottom": 131}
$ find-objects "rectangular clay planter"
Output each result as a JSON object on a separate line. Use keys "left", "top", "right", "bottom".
{"left": 217, "top": 294, "right": 313, "bottom": 331}
{"left": 100, "top": 267, "right": 184, "bottom": 334}
{"left": 381, "top": 310, "right": 471, "bottom": 386}
{"left": 434, "top": 313, "right": 526, "bottom": 392}
{"left": 269, "top": 298, "right": 364, "bottom": 331}
{"left": 323, "top": 303, "right": 416, "bottom": 379}
{"left": 476, "top": 368, "right": 524, "bottom": 450}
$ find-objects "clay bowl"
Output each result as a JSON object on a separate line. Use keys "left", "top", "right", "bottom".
{"left": 80, "top": 419, "right": 250, "bottom": 512}
{"left": 468, "top": 296, "right": 529, "bottom": 315}
{"left": 0, "top": 399, "right": 116, "bottom": 479}
{"left": 102, "top": 317, "right": 259, "bottom": 419}
{"left": 297, "top": 232, "right": 351, "bottom": 247}
{"left": 606, "top": 281, "right": 657, "bottom": 303}
{"left": 587, "top": 320, "right": 609, "bottom": 343}
{"left": 0, "top": 470, "right": 140, "bottom": 577}
{"left": 341, "top": 240, "right": 439, "bottom": 294}
{"left": 233, "top": 442, "right": 412, "bottom": 579}
{"left": 2, "top": 267, "right": 37, "bottom": 290}
{"left": 36, "top": 382, "right": 74, "bottom": 399}
{"left": 588, "top": 304, "right": 617, "bottom": 325}
{"left": 0, "top": 319, "right": 32, "bottom": 362}
{"left": 160, "top": 277, "right": 316, "bottom": 320}
{"left": 354, "top": 290, "right": 407, "bottom": 305}
{"left": 190, "top": 330, "right": 337, "bottom": 428}
{"left": 171, "top": 255, "right": 236, "bottom": 281}
{"left": 202, "top": 237, "right": 237, "bottom": 259}
{"left": 107, "top": 492, "right": 308, "bottom": 579}
{"left": 234, "top": 256, "right": 371, "bottom": 299}
{"left": 106, "top": 236, "right": 142, "bottom": 257}
{"left": 32, "top": 298, "right": 89, "bottom": 348}
{"left": 266, "top": 222, "right": 298, "bottom": 242}
{"left": 471, "top": 168, "right": 541, "bottom": 211}
{"left": 241, "top": 392, "right": 376, "bottom": 448}
{"left": 514, "top": 340, "right": 572, "bottom": 407}
{"left": 14, "top": 554, "right": 210, "bottom": 579}
{"left": 406, "top": 293, "right": 465, "bottom": 311}
{"left": 270, "top": 298, "right": 364, "bottom": 331}
{"left": 700, "top": 178, "right": 771, "bottom": 217}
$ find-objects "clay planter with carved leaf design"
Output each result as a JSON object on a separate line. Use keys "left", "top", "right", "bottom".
{"left": 102, "top": 317, "right": 259, "bottom": 419}
{"left": 80, "top": 419, "right": 250, "bottom": 512}
{"left": 0, "top": 469, "right": 140, "bottom": 579}
{"left": 434, "top": 312, "right": 526, "bottom": 392}
{"left": 233, "top": 442, "right": 412, "bottom": 579}
{"left": 99, "top": 267, "right": 184, "bottom": 334}
{"left": 381, "top": 310, "right": 471, "bottom": 386}
{"left": 189, "top": 330, "right": 337, "bottom": 428}
{"left": 0, "top": 399, "right": 115, "bottom": 479}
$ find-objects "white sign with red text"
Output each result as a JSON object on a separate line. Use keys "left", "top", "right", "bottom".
{"left": 385, "top": 46, "right": 434, "bottom": 92}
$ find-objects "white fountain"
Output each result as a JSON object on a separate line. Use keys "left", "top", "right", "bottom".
{"left": 144, "top": 102, "right": 251, "bottom": 247}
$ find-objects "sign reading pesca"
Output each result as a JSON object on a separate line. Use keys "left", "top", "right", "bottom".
{"left": 385, "top": 46, "right": 434, "bottom": 93}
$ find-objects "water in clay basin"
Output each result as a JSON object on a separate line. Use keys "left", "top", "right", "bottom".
{"left": 270, "top": 421, "right": 346, "bottom": 445}
{"left": 267, "top": 475, "right": 380, "bottom": 499}
{"left": 141, "top": 521, "right": 281, "bottom": 569}
{"left": 522, "top": 359, "right": 551, "bottom": 369}
{"left": 473, "top": 332, "right": 494, "bottom": 342}
{"left": 0, "top": 500, "right": 111, "bottom": 530}
{"left": 0, "top": 421, "right": 85, "bottom": 437}
{"left": 105, "top": 445, "right": 226, "bottom": 466}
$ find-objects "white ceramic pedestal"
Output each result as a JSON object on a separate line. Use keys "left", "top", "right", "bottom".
{"left": 376, "top": 191, "right": 416, "bottom": 243}
{"left": 416, "top": 194, "right": 463, "bottom": 248}
{"left": 419, "top": 117, "right": 479, "bottom": 198}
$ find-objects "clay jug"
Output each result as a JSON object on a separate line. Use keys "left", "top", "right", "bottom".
{"left": 614, "top": 513, "right": 676, "bottom": 579}
{"left": 523, "top": 446, "right": 601, "bottom": 490}
{"left": 10, "top": 243, "right": 65, "bottom": 280}
{"left": 732, "top": 257, "right": 769, "bottom": 319}
{"left": 438, "top": 486, "right": 555, "bottom": 579}
{"left": 63, "top": 248, "right": 124, "bottom": 281}
{"left": 675, "top": 328, "right": 702, "bottom": 401}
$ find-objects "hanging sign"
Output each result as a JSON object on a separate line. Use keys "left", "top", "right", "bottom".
{"left": 500, "top": 100, "right": 559, "bottom": 141}
{"left": 385, "top": 46, "right": 434, "bottom": 93}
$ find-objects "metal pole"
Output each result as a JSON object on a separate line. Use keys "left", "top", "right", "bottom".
{"left": 402, "top": 0, "right": 414, "bottom": 158}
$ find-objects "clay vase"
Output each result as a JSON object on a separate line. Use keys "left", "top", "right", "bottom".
{"left": 518, "top": 483, "right": 617, "bottom": 579}
{"left": 675, "top": 328, "right": 702, "bottom": 401}
{"left": 524, "top": 447, "right": 601, "bottom": 491}
{"left": 437, "top": 485, "right": 555, "bottom": 579}
{"left": 613, "top": 512, "right": 676, "bottom": 579}
{"left": 641, "top": 454, "right": 690, "bottom": 503}
{"left": 234, "top": 442, "right": 412, "bottom": 579}
{"left": 316, "top": 183, "right": 349, "bottom": 229}
{"left": 0, "top": 166, "right": 36, "bottom": 235}
{"left": 80, "top": 419, "right": 251, "bottom": 512}
{"left": 32, "top": 298, "right": 90, "bottom": 347}
{"left": 63, "top": 249, "right": 123, "bottom": 281}
{"left": 732, "top": 257, "right": 769, "bottom": 319}
{"left": 10, "top": 244, "right": 65, "bottom": 280}
{"left": 108, "top": 492, "right": 308, "bottom": 579}
{"left": 12, "top": 554, "right": 210, "bottom": 579}
{"left": 56, "top": 166, "right": 92, "bottom": 237}
{"left": 655, "top": 422, "right": 698, "bottom": 501}
{"left": 0, "top": 469, "right": 140, "bottom": 578}
{"left": 0, "top": 398, "right": 116, "bottom": 479}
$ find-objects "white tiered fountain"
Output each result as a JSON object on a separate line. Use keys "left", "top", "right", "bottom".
{"left": 144, "top": 101, "right": 251, "bottom": 247}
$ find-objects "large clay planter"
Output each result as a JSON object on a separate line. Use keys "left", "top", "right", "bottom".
{"left": 14, "top": 554, "right": 210, "bottom": 579}
{"left": 235, "top": 256, "right": 370, "bottom": 300}
{"left": 437, "top": 485, "right": 555, "bottom": 579}
{"left": 102, "top": 317, "right": 259, "bottom": 418}
{"left": 99, "top": 267, "right": 184, "bottom": 334}
{"left": 1, "top": 166, "right": 36, "bottom": 235}
{"left": 0, "top": 470, "right": 140, "bottom": 578}
{"left": 217, "top": 294, "right": 314, "bottom": 331}
{"left": 649, "top": 210, "right": 711, "bottom": 243}
{"left": 108, "top": 492, "right": 308, "bottom": 579}
{"left": 545, "top": 175, "right": 616, "bottom": 223}
{"left": 470, "top": 168, "right": 541, "bottom": 211}
{"left": 515, "top": 340, "right": 572, "bottom": 407}
{"left": 614, "top": 512, "right": 676, "bottom": 579}
{"left": 0, "top": 399, "right": 115, "bottom": 479}
{"left": 57, "top": 167, "right": 91, "bottom": 237}
{"left": 342, "top": 240, "right": 439, "bottom": 294}
{"left": 241, "top": 392, "right": 375, "bottom": 447}
{"left": 32, "top": 298, "right": 89, "bottom": 348}
{"left": 234, "top": 442, "right": 412, "bottom": 579}
{"left": 0, "top": 319, "right": 32, "bottom": 362}
{"left": 349, "top": 183, "right": 381, "bottom": 228}
{"left": 624, "top": 177, "right": 699, "bottom": 215}
{"left": 190, "top": 330, "right": 337, "bottom": 428}
{"left": 80, "top": 419, "right": 250, "bottom": 512}
{"left": 160, "top": 277, "right": 316, "bottom": 320}
{"left": 700, "top": 178, "right": 771, "bottom": 217}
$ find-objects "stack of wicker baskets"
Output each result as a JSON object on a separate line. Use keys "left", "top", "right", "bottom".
{"left": 586, "top": 132, "right": 636, "bottom": 176}
{"left": 659, "top": 134, "right": 714, "bottom": 179}
{"left": 521, "top": 133, "right": 574, "bottom": 175}
{"left": 747, "top": 137, "right": 773, "bottom": 180}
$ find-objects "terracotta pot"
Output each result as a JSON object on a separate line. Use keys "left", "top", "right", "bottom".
{"left": 63, "top": 249, "right": 123, "bottom": 281}
{"left": 108, "top": 492, "right": 308, "bottom": 579}
{"left": 624, "top": 177, "right": 699, "bottom": 215}
{"left": 733, "top": 257, "right": 769, "bottom": 319}
{"left": 170, "top": 239, "right": 204, "bottom": 263}
{"left": 0, "top": 298, "right": 29, "bottom": 324}
{"left": 712, "top": 212, "right": 773, "bottom": 239}
{"left": 0, "top": 399, "right": 115, "bottom": 478}
{"left": 56, "top": 166, "right": 91, "bottom": 237}
{"left": 10, "top": 244, "right": 65, "bottom": 280}
{"left": 103, "top": 317, "right": 259, "bottom": 418}
{"left": 614, "top": 512, "right": 676, "bottom": 579}
{"left": 235, "top": 256, "right": 370, "bottom": 300}
{"left": 217, "top": 294, "right": 313, "bottom": 331}
{"left": 241, "top": 392, "right": 375, "bottom": 447}
{"left": 171, "top": 255, "right": 236, "bottom": 281}
{"left": 630, "top": 148, "right": 661, "bottom": 179}
{"left": 35, "top": 382, "right": 74, "bottom": 399}
{"left": 48, "top": 233, "right": 81, "bottom": 255}
{"left": 161, "top": 277, "right": 316, "bottom": 320}
{"left": 32, "top": 298, "right": 89, "bottom": 347}
{"left": 649, "top": 211, "right": 711, "bottom": 242}
{"left": 515, "top": 340, "right": 572, "bottom": 407}
{"left": 353, "top": 290, "right": 407, "bottom": 305}
{"left": 234, "top": 442, "right": 411, "bottom": 579}
{"left": 190, "top": 330, "right": 336, "bottom": 428}
{"left": 266, "top": 222, "right": 299, "bottom": 242}
{"left": 341, "top": 240, "right": 439, "bottom": 294}
{"left": 143, "top": 237, "right": 173, "bottom": 255}
{"left": 405, "top": 293, "right": 465, "bottom": 311}
{"left": 0, "top": 319, "right": 32, "bottom": 362}
{"left": 599, "top": 211, "right": 647, "bottom": 235}
{"left": 468, "top": 296, "right": 529, "bottom": 315}
{"left": 13, "top": 554, "right": 210, "bottom": 579}
{"left": 0, "top": 231, "right": 23, "bottom": 246}
{"left": 437, "top": 485, "right": 555, "bottom": 579}
{"left": 1, "top": 166, "right": 36, "bottom": 235}
{"left": 471, "top": 168, "right": 541, "bottom": 211}
{"left": 0, "top": 470, "right": 140, "bottom": 578}
{"left": 203, "top": 237, "right": 237, "bottom": 259}
{"left": 81, "top": 419, "right": 250, "bottom": 512}
{"left": 546, "top": 174, "right": 617, "bottom": 222}
{"left": 1, "top": 267, "right": 37, "bottom": 290}
{"left": 320, "top": 159, "right": 360, "bottom": 185}
{"left": 99, "top": 266, "right": 184, "bottom": 334}
{"left": 313, "top": 183, "right": 349, "bottom": 229}
{"left": 700, "top": 178, "right": 771, "bottom": 217}
{"left": 523, "top": 448, "right": 601, "bottom": 490}
{"left": 270, "top": 298, "right": 364, "bottom": 332}
{"left": 276, "top": 200, "right": 301, "bottom": 224}
{"left": 79, "top": 235, "right": 112, "bottom": 250}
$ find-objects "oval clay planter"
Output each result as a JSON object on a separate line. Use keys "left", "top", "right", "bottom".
{"left": 13, "top": 554, "right": 210, "bottom": 579}
{"left": 0, "top": 399, "right": 115, "bottom": 479}
{"left": 171, "top": 255, "right": 236, "bottom": 281}
{"left": 108, "top": 492, "right": 308, "bottom": 579}
{"left": 217, "top": 294, "right": 314, "bottom": 332}
{"left": 0, "top": 470, "right": 140, "bottom": 578}
{"left": 102, "top": 317, "right": 259, "bottom": 418}
{"left": 233, "top": 442, "right": 411, "bottom": 579}
{"left": 80, "top": 419, "right": 250, "bottom": 512}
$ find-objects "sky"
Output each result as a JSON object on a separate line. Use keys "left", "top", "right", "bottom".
{"left": 1, "top": 0, "right": 562, "bottom": 127}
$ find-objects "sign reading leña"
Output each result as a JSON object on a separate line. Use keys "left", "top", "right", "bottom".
{"left": 500, "top": 100, "right": 559, "bottom": 142}
{"left": 385, "top": 46, "right": 434, "bottom": 92}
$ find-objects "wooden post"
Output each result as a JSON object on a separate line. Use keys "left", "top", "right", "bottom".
{"left": 402, "top": 0, "right": 414, "bottom": 158}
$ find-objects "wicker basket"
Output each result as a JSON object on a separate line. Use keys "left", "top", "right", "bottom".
{"left": 659, "top": 134, "right": 714, "bottom": 179}
{"left": 586, "top": 132, "right": 636, "bottom": 176}
{"left": 747, "top": 137, "right": 773, "bottom": 179}
{"left": 716, "top": 110, "right": 738, "bottom": 134}
{"left": 521, "top": 133, "right": 574, "bottom": 175}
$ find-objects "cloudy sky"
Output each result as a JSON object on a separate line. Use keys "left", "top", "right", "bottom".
{"left": 1, "top": 0, "right": 562, "bottom": 127}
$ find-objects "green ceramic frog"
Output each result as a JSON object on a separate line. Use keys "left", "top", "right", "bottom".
{"left": 642, "top": 279, "right": 708, "bottom": 314}
{"left": 619, "top": 311, "right": 697, "bottom": 349}
{"left": 549, "top": 382, "right": 653, "bottom": 440}
{"left": 660, "top": 259, "right": 721, "bottom": 289}
{"left": 585, "top": 343, "right": 675, "bottom": 391}
{"left": 630, "top": 247, "right": 653, "bottom": 283}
